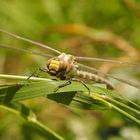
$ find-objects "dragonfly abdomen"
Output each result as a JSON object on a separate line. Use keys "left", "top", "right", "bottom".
{"left": 76, "top": 70, "right": 114, "bottom": 89}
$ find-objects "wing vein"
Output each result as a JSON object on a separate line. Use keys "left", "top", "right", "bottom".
{"left": 0, "top": 29, "right": 61, "bottom": 54}
{"left": 76, "top": 56, "right": 140, "bottom": 65}
{"left": 78, "top": 63, "right": 140, "bottom": 89}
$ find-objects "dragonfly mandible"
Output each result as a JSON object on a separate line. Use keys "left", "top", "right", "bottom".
{"left": 0, "top": 29, "right": 140, "bottom": 92}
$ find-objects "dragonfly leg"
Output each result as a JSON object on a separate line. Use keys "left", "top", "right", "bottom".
{"left": 27, "top": 67, "right": 48, "bottom": 81}
{"left": 54, "top": 80, "right": 72, "bottom": 92}
{"left": 54, "top": 78, "right": 90, "bottom": 94}
{"left": 27, "top": 68, "right": 39, "bottom": 82}
{"left": 71, "top": 78, "right": 90, "bottom": 94}
{"left": 39, "top": 67, "right": 49, "bottom": 73}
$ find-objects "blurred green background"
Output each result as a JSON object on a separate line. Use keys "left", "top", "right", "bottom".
{"left": 0, "top": 0, "right": 140, "bottom": 140}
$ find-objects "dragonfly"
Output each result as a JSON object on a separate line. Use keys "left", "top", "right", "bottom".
{"left": 0, "top": 29, "right": 140, "bottom": 93}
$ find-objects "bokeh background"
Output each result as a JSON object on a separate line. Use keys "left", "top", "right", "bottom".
{"left": 0, "top": 0, "right": 140, "bottom": 140}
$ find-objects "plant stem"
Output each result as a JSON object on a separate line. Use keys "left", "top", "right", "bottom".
{"left": 31, "top": 119, "right": 65, "bottom": 140}
{"left": 90, "top": 93, "right": 140, "bottom": 125}
{"left": 0, "top": 104, "right": 65, "bottom": 140}
{"left": 106, "top": 97, "right": 140, "bottom": 115}
{"left": 111, "top": 104, "right": 140, "bottom": 125}
{"left": 0, "top": 74, "right": 51, "bottom": 81}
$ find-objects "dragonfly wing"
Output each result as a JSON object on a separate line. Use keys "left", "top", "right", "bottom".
{"left": 0, "top": 29, "right": 61, "bottom": 54}
{"left": 76, "top": 56, "right": 140, "bottom": 65}
{"left": 0, "top": 43, "right": 53, "bottom": 58}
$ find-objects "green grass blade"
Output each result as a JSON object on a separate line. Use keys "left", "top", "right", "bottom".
{"left": 0, "top": 74, "right": 140, "bottom": 125}
{"left": 0, "top": 102, "right": 65, "bottom": 140}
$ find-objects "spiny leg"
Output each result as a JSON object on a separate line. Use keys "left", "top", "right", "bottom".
{"left": 39, "top": 67, "right": 49, "bottom": 73}
{"left": 39, "top": 68, "right": 58, "bottom": 81}
{"left": 71, "top": 78, "right": 90, "bottom": 94}
{"left": 27, "top": 67, "right": 48, "bottom": 81}
{"left": 54, "top": 78, "right": 90, "bottom": 94}
{"left": 27, "top": 69, "right": 39, "bottom": 80}
{"left": 54, "top": 80, "right": 72, "bottom": 92}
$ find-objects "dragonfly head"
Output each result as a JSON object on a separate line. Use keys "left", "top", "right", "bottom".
{"left": 47, "top": 59, "right": 61, "bottom": 76}
{"left": 47, "top": 53, "right": 76, "bottom": 77}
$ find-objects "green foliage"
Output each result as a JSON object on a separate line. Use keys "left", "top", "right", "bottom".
{"left": 0, "top": 74, "right": 140, "bottom": 139}
{"left": 0, "top": 0, "right": 140, "bottom": 139}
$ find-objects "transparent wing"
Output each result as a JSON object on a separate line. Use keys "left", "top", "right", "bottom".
{"left": 1, "top": 29, "right": 140, "bottom": 66}
{"left": 77, "top": 63, "right": 140, "bottom": 89}
{"left": 0, "top": 29, "right": 61, "bottom": 54}
{"left": 0, "top": 29, "right": 140, "bottom": 89}
{"left": 76, "top": 56, "right": 140, "bottom": 65}
{"left": 0, "top": 43, "right": 53, "bottom": 58}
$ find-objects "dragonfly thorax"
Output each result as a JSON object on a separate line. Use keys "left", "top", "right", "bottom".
{"left": 47, "top": 53, "right": 76, "bottom": 79}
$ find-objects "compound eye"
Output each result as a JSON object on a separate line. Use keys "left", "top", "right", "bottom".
{"left": 49, "top": 60, "right": 60, "bottom": 72}
{"left": 47, "top": 59, "right": 51, "bottom": 68}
